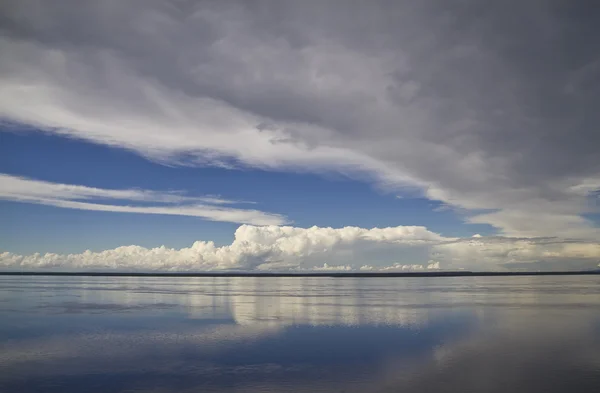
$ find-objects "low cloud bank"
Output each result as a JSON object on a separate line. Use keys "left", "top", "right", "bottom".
{"left": 2, "top": 225, "right": 599, "bottom": 272}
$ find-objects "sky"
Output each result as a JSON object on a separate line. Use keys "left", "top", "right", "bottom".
{"left": 1, "top": 0, "right": 599, "bottom": 272}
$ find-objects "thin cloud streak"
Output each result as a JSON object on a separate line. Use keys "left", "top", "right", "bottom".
{"left": 0, "top": 173, "right": 250, "bottom": 205}
{"left": 0, "top": 173, "right": 287, "bottom": 225}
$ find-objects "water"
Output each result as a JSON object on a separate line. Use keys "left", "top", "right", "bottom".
{"left": 1, "top": 275, "right": 599, "bottom": 393}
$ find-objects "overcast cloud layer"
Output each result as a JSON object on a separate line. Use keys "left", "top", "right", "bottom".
{"left": 1, "top": 0, "right": 599, "bottom": 240}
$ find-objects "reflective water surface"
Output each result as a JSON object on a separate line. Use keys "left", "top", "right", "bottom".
{"left": 1, "top": 275, "right": 599, "bottom": 392}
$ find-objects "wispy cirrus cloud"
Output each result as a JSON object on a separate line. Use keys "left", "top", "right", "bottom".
{"left": 0, "top": 173, "right": 286, "bottom": 225}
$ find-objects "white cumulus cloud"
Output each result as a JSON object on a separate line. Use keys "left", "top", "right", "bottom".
{"left": 1, "top": 224, "right": 599, "bottom": 272}
{"left": 0, "top": 224, "right": 446, "bottom": 271}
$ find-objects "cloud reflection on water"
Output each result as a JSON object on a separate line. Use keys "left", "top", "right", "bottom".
{"left": 0, "top": 276, "right": 599, "bottom": 392}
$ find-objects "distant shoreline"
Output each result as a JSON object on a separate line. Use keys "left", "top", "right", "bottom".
{"left": 0, "top": 271, "right": 599, "bottom": 278}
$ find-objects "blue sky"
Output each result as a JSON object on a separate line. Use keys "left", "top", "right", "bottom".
{"left": 1, "top": 129, "right": 495, "bottom": 255}
{"left": 1, "top": 1, "right": 599, "bottom": 272}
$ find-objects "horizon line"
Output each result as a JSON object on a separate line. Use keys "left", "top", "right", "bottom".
{"left": 1, "top": 270, "right": 599, "bottom": 278}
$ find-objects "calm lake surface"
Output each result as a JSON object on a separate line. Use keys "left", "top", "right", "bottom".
{"left": 1, "top": 275, "right": 599, "bottom": 392}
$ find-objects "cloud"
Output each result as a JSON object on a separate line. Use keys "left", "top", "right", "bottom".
{"left": 359, "top": 262, "right": 441, "bottom": 271}
{"left": 1, "top": 224, "right": 599, "bottom": 272}
{"left": 0, "top": 224, "right": 445, "bottom": 271}
{"left": 1, "top": 1, "right": 599, "bottom": 239}
{"left": 0, "top": 173, "right": 286, "bottom": 225}
{"left": 307, "top": 263, "right": 352, "bottom": 271}
{"left": 432, "top": 236, "right": 600, "bottom": 271}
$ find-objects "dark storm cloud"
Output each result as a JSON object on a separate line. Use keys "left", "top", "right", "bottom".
{"left": 1, "top": 0, "right": 599, "bottom": 238}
